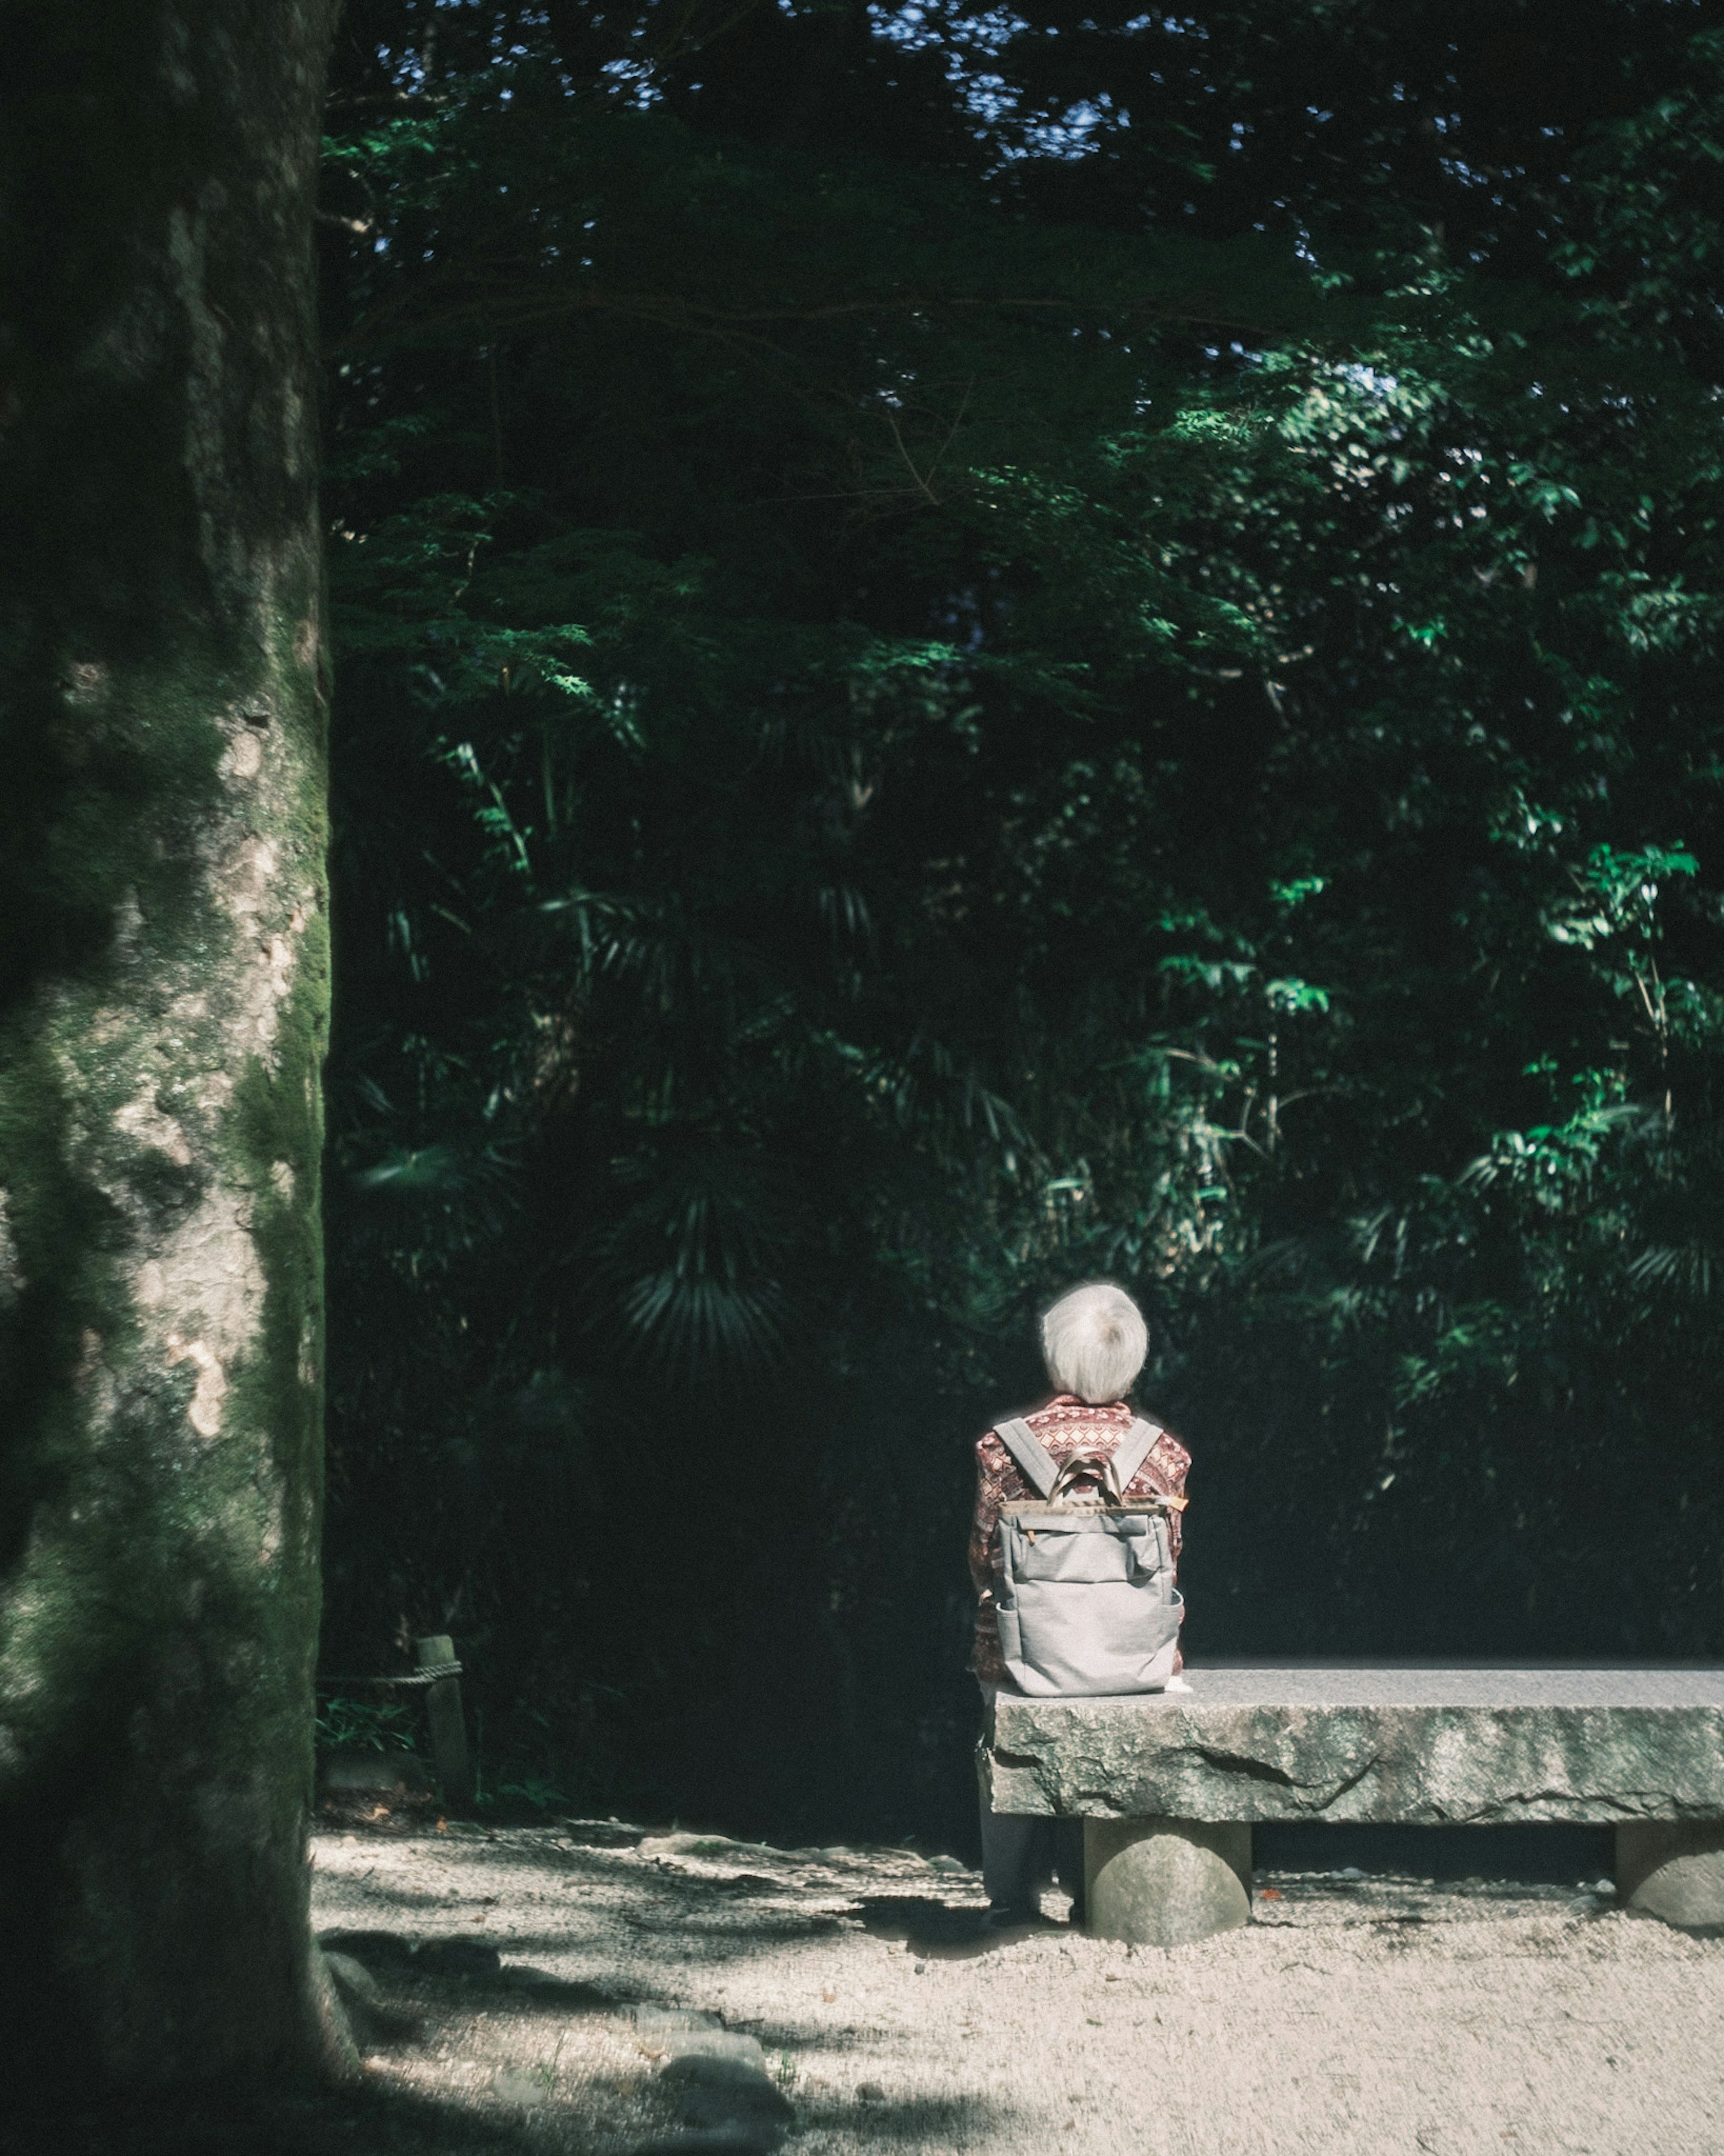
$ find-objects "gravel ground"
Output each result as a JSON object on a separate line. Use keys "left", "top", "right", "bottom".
{"left": 308, "top": 1817, "right": 1724, "bottom": 2156}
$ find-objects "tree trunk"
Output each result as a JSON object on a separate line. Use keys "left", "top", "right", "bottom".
{"left": 0, "top": 0, "right": 343, "bottom": 2089}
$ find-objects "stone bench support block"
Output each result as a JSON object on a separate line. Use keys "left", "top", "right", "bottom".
{"left": 1085, "top": 1817, "right": 1251, "bottom": 1949}
{"left": 1617, "top": 1821, "right": 1724, "bottom": 1929}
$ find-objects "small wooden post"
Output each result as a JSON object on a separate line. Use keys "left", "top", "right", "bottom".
{"left": 415, "top": 1633, "right": 475, "bottom": 1807}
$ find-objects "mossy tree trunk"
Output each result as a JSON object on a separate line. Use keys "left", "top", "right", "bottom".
{"left": 0, "top": 0, "right": 343, "bottom": 2089}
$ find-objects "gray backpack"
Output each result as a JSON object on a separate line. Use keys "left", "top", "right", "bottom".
{"left": 991, "top": 1415, "right": 1184, "bottom": 1697}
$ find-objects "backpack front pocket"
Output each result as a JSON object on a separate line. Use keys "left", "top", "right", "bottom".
{"left": 1003, "top": 1582, "right": 1183, "bottom": 1697}
{"left": 1002, "top": 1513, "right": 1167, "bottom": 1587}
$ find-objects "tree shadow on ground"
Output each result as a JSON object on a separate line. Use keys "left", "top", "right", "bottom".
{"left": 0, "top": 2080, "right": 539, "bottom": 2156}
{"left": 797, "top": 2090, "right": 1012, "bottom": 2146}
{"left": 0, "top": 2064, "right": 1021, "bottom": 2156}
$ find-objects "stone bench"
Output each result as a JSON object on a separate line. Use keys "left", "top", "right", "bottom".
{"left": 983, "top": 1663, "right": 1724, "bottom": 1947}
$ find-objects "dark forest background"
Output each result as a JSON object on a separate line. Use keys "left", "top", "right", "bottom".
{"left": 314, "top": 0, "right": 1724, "bottom": 1856}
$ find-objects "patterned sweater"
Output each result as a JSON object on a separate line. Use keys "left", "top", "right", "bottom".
{"left": 967, "top": 1393, "right": 1192, "bottom": 1685}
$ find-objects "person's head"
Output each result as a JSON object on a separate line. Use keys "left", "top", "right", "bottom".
{"left": 1039, "top": 1282, "right": 1148, "bottom": 1405}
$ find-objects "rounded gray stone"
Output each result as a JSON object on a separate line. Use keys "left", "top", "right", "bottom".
{"left": 1617, "top": 1821, "right": 1724, "bottom": 1928}
{"left": 1084, "top": 1817, "right": 1252, "bottom": 1948}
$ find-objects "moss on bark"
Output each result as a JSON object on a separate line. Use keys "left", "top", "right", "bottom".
{"left": 0, "top": 0, "right": 342, "bottom": 2089}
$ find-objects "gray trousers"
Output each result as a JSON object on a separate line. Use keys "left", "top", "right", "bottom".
{"left": 976, "top": 1684, "right": 1085, "bottom": 1919}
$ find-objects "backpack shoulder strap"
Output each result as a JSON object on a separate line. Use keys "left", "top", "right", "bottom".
{"left": 993, "top": 1416, "right": 1060, "bottom": 1499}
{"left": 1108, "top": 1417, "right": 1163, "bottom": 1494}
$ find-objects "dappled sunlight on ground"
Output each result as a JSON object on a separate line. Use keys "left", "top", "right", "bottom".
{"left": 289, "top": 1820, "right": 1724, "bottom": 2155}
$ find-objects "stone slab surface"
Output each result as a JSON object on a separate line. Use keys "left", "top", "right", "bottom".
{"left": 987, "top": 1664, "right": 1724, "bottom": 1825}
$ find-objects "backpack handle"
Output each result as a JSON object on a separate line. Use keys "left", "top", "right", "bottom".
{"left": 1048, "top": 1452, "right": 1125, "bottom": 1504}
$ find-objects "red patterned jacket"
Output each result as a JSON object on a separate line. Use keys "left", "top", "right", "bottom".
{"left": 967, "top": 1394, "right": 1192, "bottom": 1685}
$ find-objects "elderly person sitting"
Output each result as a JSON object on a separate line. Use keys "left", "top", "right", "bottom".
{"left": 968, "top": 1281, "right": 1191, "bottom": 1927}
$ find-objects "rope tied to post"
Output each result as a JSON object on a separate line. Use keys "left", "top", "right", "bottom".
{"left": 315, "top": 1661, "right": 463, "bottom": 1689}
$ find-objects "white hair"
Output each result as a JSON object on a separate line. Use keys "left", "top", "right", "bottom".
{"left": 1039, "top": 1282, "right": 1148, "bottom": 1405}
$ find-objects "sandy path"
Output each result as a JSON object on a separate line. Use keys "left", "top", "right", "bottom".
{"left": 310, "top": 1820, "right": 1724, "bottom": 2156}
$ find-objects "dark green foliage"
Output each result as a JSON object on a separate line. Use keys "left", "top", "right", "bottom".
{"left": 318, "top": 2, "right": 1724, "bottom": 1848}
{"left": 316, "top": 1693, "right": 420, "bottom": 1752}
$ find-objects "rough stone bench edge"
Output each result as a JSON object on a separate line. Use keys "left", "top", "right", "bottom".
{"left": 981, "top": 1759, "right": 1724, "bottom": 1826}
{"left": 984, "top": 1697, "right": 1724, "bottom": 1825}
{"left": 988, "top": 1790, "right": 1724, "bottom": 1825}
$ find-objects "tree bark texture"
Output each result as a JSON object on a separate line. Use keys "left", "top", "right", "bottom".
{"left": 0, "top": 0, "right": 341, "bottom": 2088}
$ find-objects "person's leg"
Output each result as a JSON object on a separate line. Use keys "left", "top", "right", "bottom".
{"left": 976, "top": 1681, "right": 1049, "bottom": 1917}
{"left": 980, "top": 1803, "right": 1050, "bottom": 1915}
